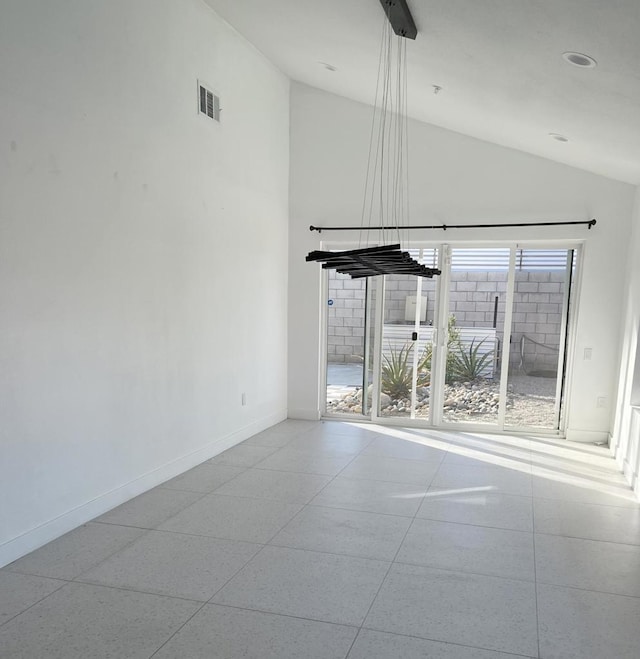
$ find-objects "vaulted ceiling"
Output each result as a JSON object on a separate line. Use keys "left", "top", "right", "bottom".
{"left": 204, "top": 0, "right": 640, "bottom": 184}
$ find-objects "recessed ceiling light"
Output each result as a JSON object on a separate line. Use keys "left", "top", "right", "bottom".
{"left": 317, "top": 61, "right": 337, "bottom": 72}
{"left": 549, "top": 133, "right": 569, "bottom": 142}
{"left": 562, "top": 52, "right": 597, "bottom": 68}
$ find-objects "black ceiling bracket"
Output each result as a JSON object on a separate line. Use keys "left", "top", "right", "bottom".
{"left": 379, "top": 0, "right": 417, "bottom": 40}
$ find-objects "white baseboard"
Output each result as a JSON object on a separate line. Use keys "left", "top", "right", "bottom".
{"left": 565, "top": 428, "right": 610, "bottom": 444}
{"left": 0, "top": 410, "right": 286, "bottom": 568}
{"left": 287, "top": 407, "right": 321, "bottom": 421}
{"left": 622, "top": 457, "right": 639, "bottom": 492}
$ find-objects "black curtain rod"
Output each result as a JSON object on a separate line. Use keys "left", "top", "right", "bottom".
{"left": 309, "top": 219, "right": 596, "bottom": 233}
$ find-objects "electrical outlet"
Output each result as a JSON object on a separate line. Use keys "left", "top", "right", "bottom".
{"left": 596, "top": 396, "right": 607, "bottom": 408}
{"left": 241, "top": 393, "right": 247, "bottom": 406}
{"left": 584, "top": 347, "right": 592, "bottom": 360}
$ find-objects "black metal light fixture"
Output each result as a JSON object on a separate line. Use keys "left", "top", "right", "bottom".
{"left": 306, "top": 0, "right": 441, "bottom": 279}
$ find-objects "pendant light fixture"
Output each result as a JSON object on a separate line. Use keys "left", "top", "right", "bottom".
{"left": 306, "top": 0, "right": 440, "bottom": 279}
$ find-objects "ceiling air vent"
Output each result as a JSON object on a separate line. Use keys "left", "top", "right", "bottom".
{"left": 198, "top": 81, "right": 220, "bottom": 122}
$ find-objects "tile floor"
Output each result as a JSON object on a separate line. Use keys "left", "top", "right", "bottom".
{"left": 1, "top": 420, "right": 640, "bottom": 658}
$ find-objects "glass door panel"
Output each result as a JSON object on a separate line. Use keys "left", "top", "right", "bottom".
{"left": 378, "top": 248, "right": 439, "bottom": 419}
{"left": 441, "top": 248, "right": 509, "bottom": 425}
{"left": 379, "top": 273, "right": 420, "bottom": 418}
{"left": 504, "top": 249, "right": 574, "bottom": 429}
{"left": 325, "top": 270, "right": 368, "bottom": 415}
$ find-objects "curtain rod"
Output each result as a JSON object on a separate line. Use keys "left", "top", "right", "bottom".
{"left": 309, "top": 219, "right": 596, "bottom": 233}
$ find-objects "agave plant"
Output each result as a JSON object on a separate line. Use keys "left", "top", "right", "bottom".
{"left": 450, "top": 338, "right": 494, "bottom": 381}
{"left": 381, "top": 342, "right": 414, "bottom": 398}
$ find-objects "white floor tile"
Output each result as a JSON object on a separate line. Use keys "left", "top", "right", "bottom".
{"left": 0, "top": 583, "right": 199, "bottom": 659}
{"left": 442, "top": 449, "right": 531, "bottom": 470}
{"left": 285, "top": 432, "right": 373, "bottom": 455}
{"left": 153, "top": 603, "right": 357, "bottom": 659}
{"left": 310, "top": 477, "right": 427, "bottom": 517}
{"left": 364, "top": 563, "right": 538, "bottom": 657}
{"left": 531, "top": 472, "right": 638, "bottom": 507}
{"left": 348, "top": 629, "right": 533, "bottom": 659}
{"left": 209, "top": 444, "right": 280, "bottom": 468}
{"left": 534, "top": 498, "right": 640, "bottom": 545}
{"left": 7, "top": 421, "right": 640, "bottom": 659}
{"left": 214, "top": 468, "right": 332, "bottom": 504}
{"left": 159, "top": 494, "right": 303, "bottom": 543}
{"left": 535, "top": 533, "right": 640, "bottom": 597}
{"left": 6, "top": 523, "right": 144, "bottom": 580}
{"left": 538, "top": 583, "right": 640, "bottom": 659}
{"left": 339, "top": 454, "right": 441, "bottom": 485}
{"left": 95, "top": 487, "right": 202, "bottom": 529}
{"left": 270, "top": 505, "right": 411, "bottom": 560}
{"left": 253, "top": 446, "right": 355, "bottom": 476}
{"left": 418, "top": 488, "right": 533, "bottom": 531}
{"left": 431, "top": 464, "right": 533, "bottom": 497}
{"left": 78, "top": 530, "right": 260, "bottom": 601}
{"left": 243, "top": 429, "right": 297, "bottom": 448}
{"left": 306, "top": 422, "right": 376, "bottom": 439}
{"left": 362, "top": 435, "right": 449, "bottom": 462}
{"left": 212, "top": 545, "right": 389, "bottom": 626}
{"left": 160, "top": 464, "right": 245, "bottom": 493}
{"left": 397, "top": 518, "right": 535, "bottom": 581}
{"left": 0, "top": 572, "right": 64, "bottom": 626}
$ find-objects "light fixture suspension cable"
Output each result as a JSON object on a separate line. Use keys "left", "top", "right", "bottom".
{"left": 359, "top": 12, "right": 409, "bottom": 249}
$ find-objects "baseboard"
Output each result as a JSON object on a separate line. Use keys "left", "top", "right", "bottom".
{"left": 621, "top": 456, "right": 639, "bottom": 492}
{"left": 287, "top": 407, "right": 321, "bottom": 421}
{"left": 565, "top": 428, "right": 610, "bottom": 444}
{"left": 0, "top": 409, "right": 286, "bottom": 568}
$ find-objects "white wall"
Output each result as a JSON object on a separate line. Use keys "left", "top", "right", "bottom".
{"left": 0, "top": 0, "right": 289, "bottom": 566}
{"left": 612, "top": 187, "right": 640, "bottom": 494}
{"left": 289, "top": 83, "right": 634, "bottom": 443}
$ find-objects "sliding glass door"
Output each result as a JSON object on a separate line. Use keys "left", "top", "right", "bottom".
{"left": 440, "top": 248, "right": 509, "bottom": 426}
{"left": 503, "top": 249, "right": 575, "bottom": 430}
{"left": 324, "top": 243, "right": 578, "bottom": 434}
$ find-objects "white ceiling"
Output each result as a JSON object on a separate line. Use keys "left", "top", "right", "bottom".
{"left": 204, "top": 0, "right": 640, "bottom": 185}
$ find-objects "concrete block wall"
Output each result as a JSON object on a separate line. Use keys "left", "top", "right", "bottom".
{"left": 327, "top": 272, "right": 366, "bottom": 363}
{"left": 512, "top": 270, "right": 566, "bottom": 371}
{"left": 326, "top": 269, "right": 566, "bottom": 371}
{"left": 383, "top": 275, "right": 439, "bottom": 324}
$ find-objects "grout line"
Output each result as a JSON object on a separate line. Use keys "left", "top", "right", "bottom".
{"left": 532, "top": 494, "right": 541, "bottom": 658}
{"left": 534, "top": 529, "right": 640, "bottom": 548}
{"left": 189, "top": 600, "right": 361, "bottom": 630}
{"left": 358, "top": 624, "right": 539, "bottom": 658}
{"left": 531, "top": 494, "right": 639, "bottom": 510}
{"left": 0, "top": 577, "right": 68, "bottom": 629}
{"left": 343, "top": 626, "right": 363, "bottom": 658}
{"left": 304, "top": 501, "right": 418, "bottom": 519}
{"left": 531, "top": 529, "right": 640, "bottom": 548}
{"left": 390, "top": 559, "right": 537, "bottom": 586}
{"left": 148, "top": 600, "right": 209, "bottom": 658}
{"left": 68, "top": 579, "right": 208, "bottom": 604}
{"left": 534, "top": 579, "right": 640, "bottom": 601}
{"left": 349, "top": 460, "right": 429, "bottom": 643}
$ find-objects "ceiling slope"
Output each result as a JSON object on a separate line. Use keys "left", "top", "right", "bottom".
{"left": 205, "top": 0, "right": 640, "bottom": 184}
